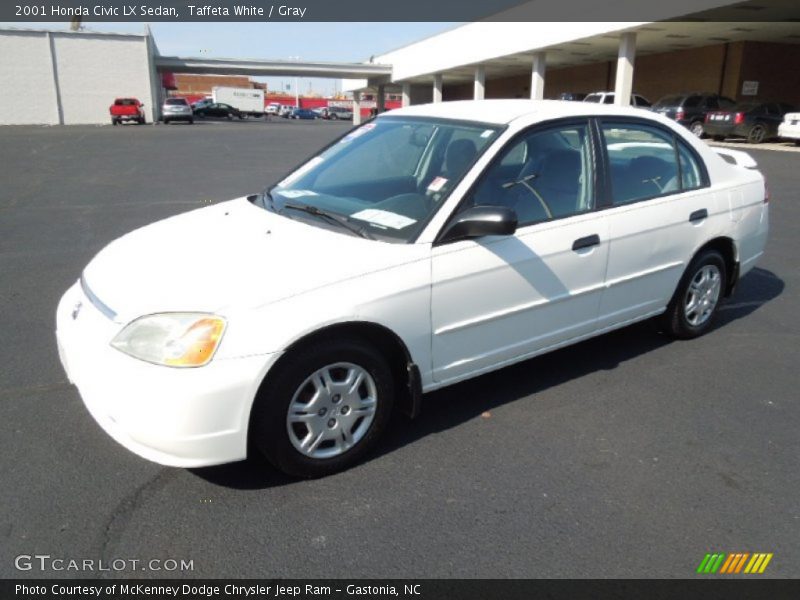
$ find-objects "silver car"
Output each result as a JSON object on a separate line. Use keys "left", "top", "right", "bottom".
{"left": 162, "top": 98, "right": 194, "bottom": 124}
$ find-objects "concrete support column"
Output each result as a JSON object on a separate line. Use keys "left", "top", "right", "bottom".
{"left": 473, "top": 65, "right": 485, "bottom": 100}
{"left": 376, "top": 84, "right": 386, "bottom": 113}
{"left": 47, "top": 32, "right": 64, "bottom": 125}
{"left": 352, "top": 91, "right": 362, "bottom": 125}
{"left": 401, "top": 82, "right": 411, "bottom": 107}
{"left": 614, "top": 32, "right": 637, "bottom": 106}
{"left": 433, "top": 73, "right": 443, "bottom": 103}
{"left": 530, "top": 52, "right": 546, "bottom": 100}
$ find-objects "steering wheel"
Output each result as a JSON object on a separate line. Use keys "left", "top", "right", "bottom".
{"left": 517, "top": 179, "right": 553, "bottom": 220}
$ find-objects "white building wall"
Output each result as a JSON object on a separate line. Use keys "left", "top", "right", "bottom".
{"left": 53, "top": 33, "right": 154, "bottom": 124}
{"left": 0, "top": 30, "right": 59, "bottom": 125}
{"left": 0, "top": 28, "right": 155, "bottom": 125}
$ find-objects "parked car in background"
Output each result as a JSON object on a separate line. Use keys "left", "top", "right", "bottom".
{"left": 778, "top": 111, "right": 800, "bottom": 145}
{"left": 290, "top": 108, "right": 317, "bottom": 120}
{"left": 58, "top": 100, "right": 769, "bottom": 478}
{"left": 265, "top": 102, "right": 282, "bottom": 116}
{"left": 191, "top": 97, "right": 213, "bottom": 111}
{"left": 161, "top": 98, "right": 193, "bottom": 125}
{"left": 652, "top": 93, "right": 736, "bottom": 137}
{"left": 321, "top": 106, "right": 354, "bottom": 120}
{"left": 279, "top": 105, "right": 296, "bottom": 118}
{"left": 557, "top": 92, "right": 587, "bottom": 101}
{"left": 704, "top": 102, "right": 797, "bottom": 144}
{"left": 584, "top": 92, "right": 651, "bottom": 108}
{"left": 194, "top": 103, "right": 243, "bottom": 120}
{"left": 109, "top": 98, "right": 145, "bottom": 125}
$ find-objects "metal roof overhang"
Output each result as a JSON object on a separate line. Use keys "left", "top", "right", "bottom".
{"left": 154, "top": 55, "right": 392, "bottom": 79}
{"left": 395, "top": 20, "right": 800, "bottom": 86}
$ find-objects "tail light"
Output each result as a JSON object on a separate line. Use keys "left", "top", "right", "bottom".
{"left": 705, "top": 113, "right": 712, "bottom": 122}
{"left": 676, "top": 109, "right": 685, "bottom": 121}
{"left": 734, "top": 112, "right": 745, "bottom": 125}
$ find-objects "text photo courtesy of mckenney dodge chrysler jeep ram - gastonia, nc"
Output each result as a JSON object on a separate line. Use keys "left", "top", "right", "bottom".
{"left": 56, "top": 99, "right": 769, "bottom": 478}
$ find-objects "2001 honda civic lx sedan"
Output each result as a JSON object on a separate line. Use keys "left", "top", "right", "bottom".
{"left": 57, "top": 100, "right": 769, "bottom": 477}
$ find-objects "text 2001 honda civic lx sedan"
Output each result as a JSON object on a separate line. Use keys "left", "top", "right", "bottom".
{"left": 57, "top": 100, "right": 769, "bottom": 477}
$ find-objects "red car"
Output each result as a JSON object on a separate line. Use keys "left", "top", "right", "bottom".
{"left": 110, "top": 98, "right": 146, "bottom": 125}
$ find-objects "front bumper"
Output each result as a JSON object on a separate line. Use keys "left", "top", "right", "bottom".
{"left": 56, "top": 281, "right": 275, "bottom": 467}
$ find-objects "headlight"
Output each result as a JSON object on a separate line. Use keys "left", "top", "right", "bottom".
{"left": 111, "top": 313, "right": 226, "bottom": 367}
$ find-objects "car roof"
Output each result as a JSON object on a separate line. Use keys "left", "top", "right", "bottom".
{"left": 384, "top": 99, "right": 657, "bottom": 126}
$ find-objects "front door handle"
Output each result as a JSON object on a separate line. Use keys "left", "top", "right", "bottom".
{"left": 572, "top": 234, "right": 600, "bottom": 251}
{"left": 689, "top": 208, "right": 708, "bottom": 222}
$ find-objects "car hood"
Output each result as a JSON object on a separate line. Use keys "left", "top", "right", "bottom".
{"left": 82, "top": 197, "right": 424, "bottom": 322}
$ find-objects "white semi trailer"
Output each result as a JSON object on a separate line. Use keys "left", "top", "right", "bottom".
{"left": 212, "top": 87, "right": 264, "bottom": 117}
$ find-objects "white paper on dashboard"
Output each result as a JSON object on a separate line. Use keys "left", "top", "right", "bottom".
{"left": 279, "top": 189, "right": 318, "bottom": 198}
{"left": 351, "top": 209, "right": 417, "bottom": 230}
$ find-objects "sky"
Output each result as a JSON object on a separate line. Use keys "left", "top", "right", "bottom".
{"left": 0, "top": 21, "right": 457, "bottom": 95}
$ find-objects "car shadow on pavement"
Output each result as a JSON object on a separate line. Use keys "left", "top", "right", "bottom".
{"left": 190, "top": 267, "right": 783, "bottom": 489}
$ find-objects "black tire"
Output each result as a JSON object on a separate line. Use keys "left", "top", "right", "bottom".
{"left": 189, "top": 118, "right": 194, "bottom": 125}
{"left": 330, "top": 113, "right": 339, "bottom": 120}
{"left": 794, "top": 140, "right": 800, "bottom": 147}
{"left": 689, "top": 120, "right": 704, "bottom": 138}
{"left": 747, "top": 124, "right": 766, "bottom": 144}
{"left": 250, "top": 338, "right": 395, "bottom": 478}
{"left": 712, "top": 135, "right": 725, "bottom": 142}
{"left": 139, "top": 116, "right": 146, "bottom": 125}
{"left": 164, "top": 118, "right": 170, "bottom": 125}
{"left": 662, "top": 249, "right": 727, "bottom": 340}
{"left": 111, "top": 118, "right": 118, "bottom": 126}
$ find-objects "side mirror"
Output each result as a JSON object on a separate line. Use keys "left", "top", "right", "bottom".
{"left": 439, "top": 205, "right": 518, "bottom": 244}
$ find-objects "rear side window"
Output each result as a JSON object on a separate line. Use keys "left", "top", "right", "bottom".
{"left": 601, "top": 121, "right": 706, "bottom": 205}
{"left": 683, "top": 95, "right": 702, "bottom": 108}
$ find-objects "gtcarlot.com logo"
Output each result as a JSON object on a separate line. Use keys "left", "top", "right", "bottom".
{"left": 697, "top": 552, "right": 773, "bottom": 574}
{"left": 14, "top": 554, "right": 194, "bottom": 572}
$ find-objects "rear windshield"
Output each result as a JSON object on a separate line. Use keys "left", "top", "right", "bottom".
{"left": 654, "top": 95, "right": 685, "bottom": 107}
{"left": 114, "top": 99, "right": 137, "bottom": 106}
{"left": 165, "top": 98, "right": 188, "bottom": 106}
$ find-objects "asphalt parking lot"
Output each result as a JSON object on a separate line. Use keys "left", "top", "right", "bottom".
{"left": 0, "top": 119, "right": 798, "bottom": 579}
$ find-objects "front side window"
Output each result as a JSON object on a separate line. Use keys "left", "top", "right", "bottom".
{"left": 469, "top": 122, "right": 594, "bottom": 226}
{"left": 267, "top": 117, "right": 501, "bottom": 242}
{"left": 601, "top": 121, "right": 705, "bottom": 204}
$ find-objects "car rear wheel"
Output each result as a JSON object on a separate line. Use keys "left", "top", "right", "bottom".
{"left": 689, "top": 121, "right": 704, "bottom": 137}
{"left": 111, "top": 118, "right": 118, "bottom": 126}
{"left": 250, "top": 338, "right": 394, "bottom": 478}
{"left": 747, "top": 124, "right": 766, "bottom": 144}
{"left": 662, "top": 250, "right": 726, "bottom": 339}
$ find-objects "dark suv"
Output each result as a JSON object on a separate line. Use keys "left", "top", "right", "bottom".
{"left": 652, "top": 93, "right": 736, "bottom": 137}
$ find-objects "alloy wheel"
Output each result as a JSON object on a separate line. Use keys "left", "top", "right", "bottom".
{"left": 684, "top": 264, "right": 722, "bottom": 327}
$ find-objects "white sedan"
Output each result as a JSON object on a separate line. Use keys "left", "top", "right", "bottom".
{"left": 56, "top": 100, "right": 769, "bottom": 477}
{"left": 778, "top": 112, "right": 800, "bottom": 144}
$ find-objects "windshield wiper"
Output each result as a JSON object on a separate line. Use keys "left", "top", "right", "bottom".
{"left": 282, "top": 202, "right": 374, "bottom": 240}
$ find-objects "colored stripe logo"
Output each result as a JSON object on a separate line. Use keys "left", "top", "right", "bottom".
{"left": 697, "top": 552, "right": 773, "bottom": 574}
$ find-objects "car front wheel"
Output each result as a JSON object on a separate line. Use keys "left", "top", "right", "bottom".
{"left": 662, "top": 250, "right": 726, "bottom": 339}
{"left": 250, "top": 338, "right": 394, "bottom": 478}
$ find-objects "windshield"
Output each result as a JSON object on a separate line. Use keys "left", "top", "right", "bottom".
{"left": 265, "top": 116, "right": 502, "bottom": 242}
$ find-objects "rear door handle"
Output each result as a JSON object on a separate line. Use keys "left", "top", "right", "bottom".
{"left": 689, "top": 209, "right": 708, "bottom": 222}
{"left": 572, "top": 234, "right": 600, "bottom": 251}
